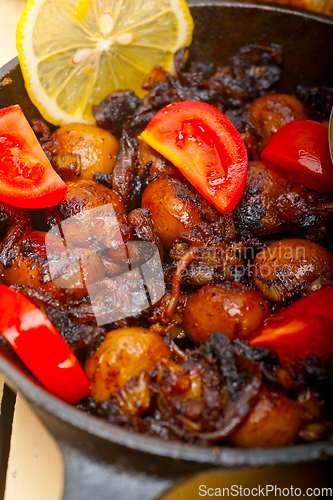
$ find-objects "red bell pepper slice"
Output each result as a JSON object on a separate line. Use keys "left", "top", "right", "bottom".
{"left": 0, "top": 105, "right": 67, "bottom": 208}
{"left": 249, "top": 286, "right": 333, "bottom": 363}
{"left": 0, "top": 285, "right": 90, "bottom": 404}
{"left": 139, "top": 101, "right": 248, "bottom": 214}
{"left": 261, "top": 119, "right": 333, "bottom": 192}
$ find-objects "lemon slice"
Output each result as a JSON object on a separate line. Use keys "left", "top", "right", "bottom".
{"left": 16, "top": 0, "right": 194, "bottom": 126}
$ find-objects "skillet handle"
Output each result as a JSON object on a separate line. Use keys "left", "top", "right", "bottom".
{"left": 57, "top": 440, "right": 176, "bottom": 500}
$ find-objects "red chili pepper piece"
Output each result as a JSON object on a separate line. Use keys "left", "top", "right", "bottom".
{"left": 249, "top": 286, "right": 333, "bottom": 363}
{"left": 0, "top": 285, "right": 90, "bottom": 404}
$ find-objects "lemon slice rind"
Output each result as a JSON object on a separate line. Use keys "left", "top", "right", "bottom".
{"left": 16, "top": 0, "right": 194, "bottom": 126}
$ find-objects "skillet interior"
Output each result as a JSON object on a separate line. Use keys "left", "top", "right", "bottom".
{"left": 0, "top": 2, "right": 333, "bottom": 498}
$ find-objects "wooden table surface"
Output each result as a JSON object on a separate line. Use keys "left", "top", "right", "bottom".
{"left": 0, "top": 1, "right": 333, "bottom": 500}
{"left": 0, "top": 0, "right": 25, "bottom": 67}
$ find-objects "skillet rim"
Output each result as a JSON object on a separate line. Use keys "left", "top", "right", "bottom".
{"left": 2, "top": 351, "right": 333, "bottom": 467}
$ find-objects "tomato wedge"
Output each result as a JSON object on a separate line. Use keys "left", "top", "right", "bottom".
{"left": 249, "top": 286, "right": 333, "bottom": 363}
{"left": 261, "top": 119, "right": 333, "bottom": 192}
{"left": 0, "top": 285, "right": 90, "bottom": 404}
{"left": 0, "top": 105, "right": 67, "bottom": 208}
{"left": 139, "top": 101, "right": 248, "bottom": 214}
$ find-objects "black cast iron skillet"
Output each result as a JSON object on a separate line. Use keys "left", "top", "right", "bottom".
{"left": 0, "top": 1, "right": 333, "bottom": 499}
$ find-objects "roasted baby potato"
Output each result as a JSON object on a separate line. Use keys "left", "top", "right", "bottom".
{"left": 84, "top": 327, "right": 172, "bottom": 401}
{"left": 50, "top": 123, "right": 119, "bottom": 181}
{"left": 183, "top": 283, "right": 270, "bottom": 343}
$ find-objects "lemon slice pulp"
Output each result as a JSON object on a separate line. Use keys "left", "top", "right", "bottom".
{"left": 16, "top": 0, "right": 194, "bottom": 125}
